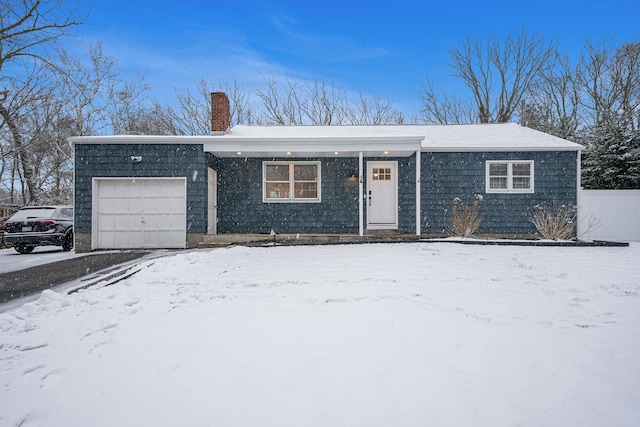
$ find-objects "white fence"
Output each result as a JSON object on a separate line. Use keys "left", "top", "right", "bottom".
{"left": 579, "top": 190, "right": 640, "bottom": 242}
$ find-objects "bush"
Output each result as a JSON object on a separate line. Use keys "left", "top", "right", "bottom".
{"left": 530, "top": 202, "right": 577, "bottom": 240}
{"left": 448, "top": 195, "right": 483, "bottom": 237}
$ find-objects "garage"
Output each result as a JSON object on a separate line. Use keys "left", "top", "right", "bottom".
{"left": 92, "top": 178, "right": 187, "bottom": 249}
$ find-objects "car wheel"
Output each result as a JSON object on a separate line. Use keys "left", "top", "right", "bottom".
{"left": 62, "top": 231, "right": 74, "bottom": 252}
{"left": 15, "top": 245, "right": 35, "bottom": 254}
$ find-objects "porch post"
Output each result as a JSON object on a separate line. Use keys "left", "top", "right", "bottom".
{"left": 576, "top": 149, "right": 582, "bottom": 237}
{"left": 359, "top": 152, "right": 364, "bottom": 236}
{"left": 416, "top": 150, "right": 421, "bottom": 236}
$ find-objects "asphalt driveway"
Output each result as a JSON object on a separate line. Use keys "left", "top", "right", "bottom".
{"left": 0, "top": 251, "right": 147, "bottom": 303}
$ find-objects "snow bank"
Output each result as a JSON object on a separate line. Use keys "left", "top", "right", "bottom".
{"left": 1, "top": 243, "right": 639, "bottom": 426}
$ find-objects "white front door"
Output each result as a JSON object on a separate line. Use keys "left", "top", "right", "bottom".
{"left": 366, "top": 161, "right": 398, "bottom": 229}
{"left": 207, "top": 168, "right": 217, "bottom": 234}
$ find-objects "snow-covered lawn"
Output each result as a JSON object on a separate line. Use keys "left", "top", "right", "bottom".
{"left": 1, "top": 242, "right": 639, "bottom": 427}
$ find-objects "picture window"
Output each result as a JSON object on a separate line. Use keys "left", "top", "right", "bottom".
{"left": 263, "top": 162, "right": 321, "bottom": 202}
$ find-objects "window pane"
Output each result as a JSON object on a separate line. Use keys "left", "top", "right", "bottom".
{"left": 372, "top": 168, "right": 392, "bottom": 180}
{"left": 265, "top": 164, "right": 289, "bottom": 181}
{"left": 512, "top": 163, "right": 531, "bottom": 176}
{"left": 294, "top": 164, "right": 317, "bottom": 181}
{"left": 489, "top": 163, "right": 508, "bottom": 176}
{"left": 512, "top": 177, "right": 531, "bottom": 189}
{"left": 294, "top": 182, "right": 317, "bottom": 199}
{"left": 490, "top": 177, "right": 507, "bottom": 189}
{"left": 266, "top": 182, "right": 290, "bottom": 199}
{"left": 294, "top": 182, "right": 318, "bottom": 199}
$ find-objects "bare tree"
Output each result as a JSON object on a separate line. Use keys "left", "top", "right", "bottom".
{"left": 0, "top": 0, "right": 85, "bottom": 204}
{"left": 578, "top": 39, "right": 640, "bottom": 130}
{"left": 347, "top": 92, "right": 404, "bottom": 125}
{"left": 0, "top": 66, "right": 72, "bottom": 204}
{"left": 1, "top": 41, "right": 152, "bottom": 203}
{"left": 147, "top": 79, "right": 255, "bottom": 135}
{"left": 257, "top": 76, "right": 403, "bottom": 125}
{"left": 300, "top": 80, "right": 350, "bottom": 125}
{"left": 576, "top": 39, "right": 640, "bottom": 189}
{"left": 613, "top": 42, "right": 640, "bottom": 131}
{"left": 524, "top": 51, "right": 581, "bottom": 140}
{"left": 0, "top": 0, "right": 86, "bottom": 74}
{"left": 418, "top": 79, "right": 477, "bottom": 124}
{"left": 433, "top": 28, "right": 557, "bottom": 123}
{"left": 256, "top": 76, "right": 306, "bottom": 125}
{"left": 53, "top": 43, "right": 120, "bottom": 136}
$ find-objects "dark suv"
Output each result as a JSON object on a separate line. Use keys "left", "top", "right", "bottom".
{"left": 3, "top": 206, "right": 74, "bottom": 254}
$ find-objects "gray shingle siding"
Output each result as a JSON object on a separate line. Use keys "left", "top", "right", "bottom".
{"left": 421, "top": 151, "right": 578, "bottom": 234}
{"left": 207, "top": 155, "right": 360, "bottom": 234}
{"left": 74, "top": 144, "right": 578, "bottom": 239}
{"left": 74, "top": 144, "right": 207, "bottom": 234}
{"left": 396, "top": 156, "right": 417, "bottom": 232}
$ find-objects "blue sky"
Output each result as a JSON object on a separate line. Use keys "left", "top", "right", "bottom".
{"left": 73, "top": 0, "right": 639, "bottom": 117}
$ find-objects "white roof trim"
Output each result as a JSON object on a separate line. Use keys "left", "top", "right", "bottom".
{"left": 68, "top": 135, "right": 213, "bottom": 144}
{"left": 422, "top": 145, "right": 582, "bottom": 152}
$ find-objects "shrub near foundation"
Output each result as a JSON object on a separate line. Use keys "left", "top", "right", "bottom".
{"left": 531, "top": 202, "right": 577, "bottom": 240}
{"left": 448, "top": 194, "right": 484, "bottom": 238}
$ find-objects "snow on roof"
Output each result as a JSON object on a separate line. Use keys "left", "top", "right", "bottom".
{"left": 222, "top": 123, "right": 583, "bottom": 151}
{"left": 69, "top": 123, "right": 583, "bottom": 154}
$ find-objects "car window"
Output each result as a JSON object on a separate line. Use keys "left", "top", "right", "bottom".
{"left": 10, "top": 208, "right": 56, "bottom": 220}
{"left": 60, "top": 208, "right": 73, "bottom": 218}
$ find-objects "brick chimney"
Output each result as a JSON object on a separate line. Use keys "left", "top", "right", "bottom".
{"left": 211, "top": 92, "right": 230, "bottom": 134}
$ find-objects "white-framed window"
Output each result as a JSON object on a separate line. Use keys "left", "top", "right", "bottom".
{"left": 486, "top": 160, "right": 534, "bottom": 193}
{"left": 263, "top": 161, "right": 321, "bottom": 202}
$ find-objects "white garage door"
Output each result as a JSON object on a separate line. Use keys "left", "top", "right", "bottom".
{"left": 93, "top": 178, "right": 187, "bottom": 249}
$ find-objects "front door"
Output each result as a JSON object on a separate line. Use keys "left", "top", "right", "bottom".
{"left": 366, "top": 161, "right": 398, "bottom": 229}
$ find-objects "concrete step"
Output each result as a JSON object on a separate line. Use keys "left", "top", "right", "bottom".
{"left": 200, "top": 232, "right": 419, "bottom": 247}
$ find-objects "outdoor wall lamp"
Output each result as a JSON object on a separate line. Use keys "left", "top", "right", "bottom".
{"left": 348, "top": 170, "right": 358, "bottom": 179}
{"left": 131, "top": 155, "right": 142, "bottom": 163}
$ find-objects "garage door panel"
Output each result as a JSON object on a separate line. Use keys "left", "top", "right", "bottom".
{"left": 94, "top": 178, "right": 186, "bottom": 249}
{"left": 170, "top": 215, "right": 184, "bottom": 228}
{"left": 142, "top": 214, "right": 183, "bottom": 231}
{"left": 127, "top": 215, "right": 142, "bottom": 230}
{"left": 115, "top": 231, "right": 142, "bottom": 248}
{"left": 169, "top": 197, "right": 186, "bottom": 214}
{"left": 164, "top": 181, "right": 183, "bottom": 197}
{"left": 98, "top": 213, "right": 115, "bottom": 230}
{"left": 127, "top": 198, "right": 143, "bottom": 213}
{"left": 150, "top": 199, "right": 165, "bottom": 214}
{"left": 100, "top": 232, "right": 115, "bottom": 248}
{"left": 99, "top": 182, "right": 112, "bottom": 197}
{"left": 97, "top": 199, "right": 112, "bottom": 215}
{"left": 112, "top": 197, "right": 132, "bottom": 214}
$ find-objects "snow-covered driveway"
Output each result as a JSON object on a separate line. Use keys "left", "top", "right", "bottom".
{"left": 1, "top": 242, "right": 639, "bottom": 426}
{"left": 0, "top": 246, "right": 82, "bottom": 274}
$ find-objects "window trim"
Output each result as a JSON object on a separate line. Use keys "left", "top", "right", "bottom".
{"left": 262, "top": 161, "right": 322, "bottom": 203}
{"left": 485, "top": 160, "right": 534, "bottom": 194}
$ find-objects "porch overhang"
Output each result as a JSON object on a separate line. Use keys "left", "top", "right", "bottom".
{"left": 203, "top": 136, "right": 424, "bottom": 158}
